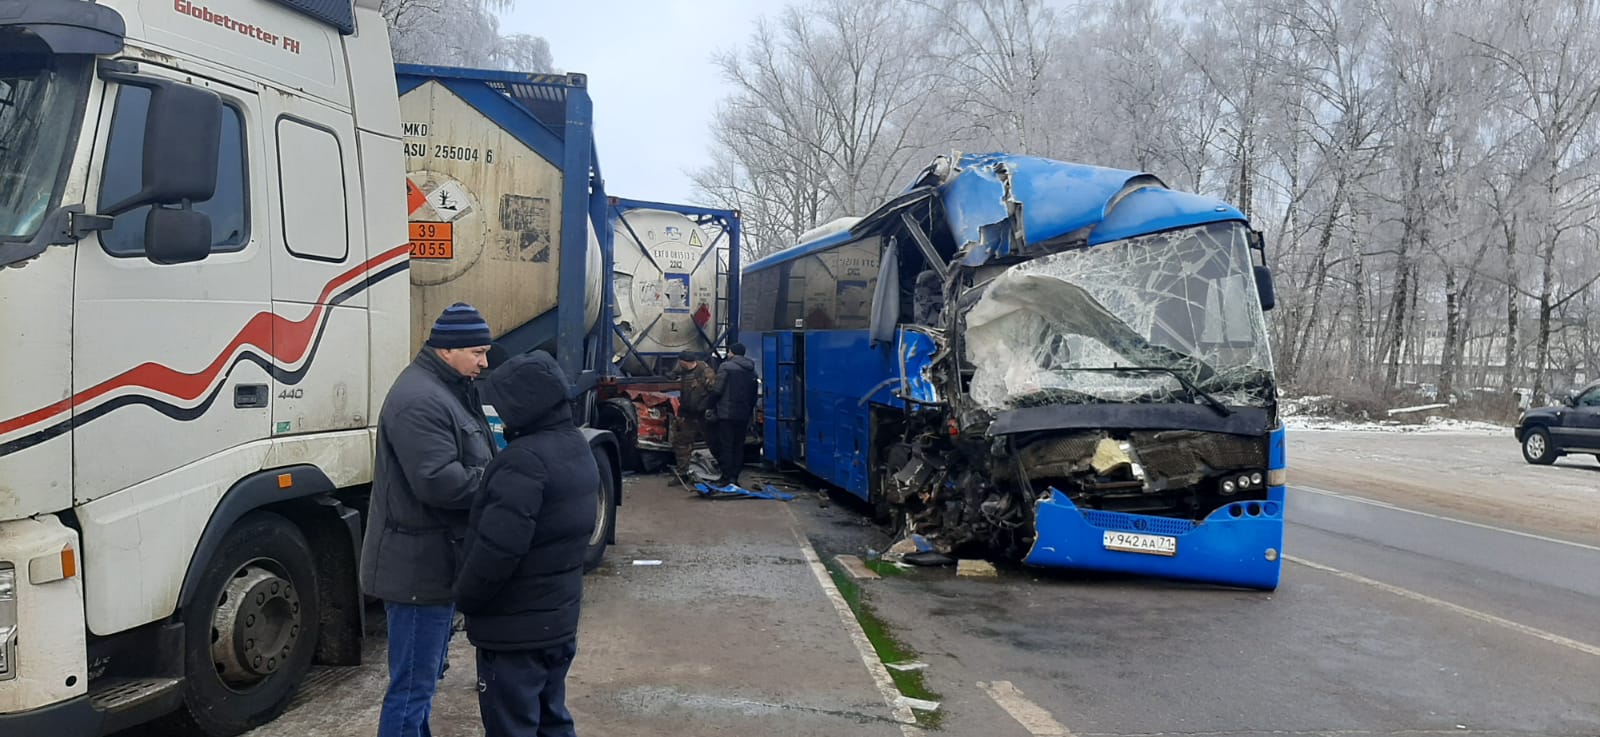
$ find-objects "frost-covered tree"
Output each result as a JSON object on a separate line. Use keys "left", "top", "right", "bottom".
{"left": 382, "top": 0, "right": 554, "bottom": 72}
{"left": 698, "top": 0, "right": 1600, "bottom": 409}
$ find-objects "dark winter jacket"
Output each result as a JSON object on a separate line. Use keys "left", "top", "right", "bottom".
{"left": 713, "top": 355, "right": 759, "bottom": 421}
{"left": 453, "top": 350, "right": 598, "bottom": 650}
{"left": 360, "top": 349, "right": 496, "bottom": 605}
{"left": 676, "top": 362, "right": 718, "bottom": 417}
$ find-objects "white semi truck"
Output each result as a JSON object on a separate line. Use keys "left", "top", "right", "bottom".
{"left": 0, "top": 0, "right": 626, "bottom": 733}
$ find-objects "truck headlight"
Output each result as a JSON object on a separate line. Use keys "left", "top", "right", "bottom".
{"left": 0, "top": 564, "right": 14, "bottom": 680}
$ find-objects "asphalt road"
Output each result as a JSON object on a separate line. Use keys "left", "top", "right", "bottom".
{"left": 798, "top": 483, "right": 1600, "bottom": 737}
{"left": 1286, "top": 428, "right": 1600, "bottom": 544}
{"left": 112, "top": 430, "right": 1600, "bottom": 737}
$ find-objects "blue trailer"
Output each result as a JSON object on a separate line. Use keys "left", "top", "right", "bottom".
{"left": 742, "top": 154, "right": 1286, "bottom": 590}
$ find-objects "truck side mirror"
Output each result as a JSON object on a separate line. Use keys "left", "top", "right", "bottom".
{"left": 101, "top": 78, "right": 223, "bottom": 216}
{"left": 144, "top": 207, "right": 212, "bottom": 265}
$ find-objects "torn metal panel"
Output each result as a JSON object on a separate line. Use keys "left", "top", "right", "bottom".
{"left": 897, "top": 328, "right": 943, "bottom": 404}
{"left": 942, "top": 157, "right": 1018, "bottom": 265}
{"left": 963, "top": 220, "right": 1273, "bottom": 412}
{"left": 934, "top": 153, "right": 1245, "bottom": 266}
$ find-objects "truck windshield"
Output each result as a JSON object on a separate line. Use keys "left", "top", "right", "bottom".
{"left": 964, "top": 220, "right": 1275, "bottom": 411}
{"left": 0, "top": 50, "right": 90, "bottom": 243}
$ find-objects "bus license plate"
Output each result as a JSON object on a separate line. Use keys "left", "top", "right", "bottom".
{"left": 1103, "top": 531, "right": 1177, "bottom": 556}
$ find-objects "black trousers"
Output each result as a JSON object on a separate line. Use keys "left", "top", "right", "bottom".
{"left": 713, "top": 417, "right": 749, "bottom": 482}
{"left": 476, "top": 640, "right": 578, "bottom": 737}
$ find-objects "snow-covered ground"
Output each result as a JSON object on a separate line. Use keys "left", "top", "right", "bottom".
{"left": 1280, "top": 394, "right": 1509, "bottom": 435}
{"left": 1286, "top": 415, "right": 1506, "bottom": 435}
{"left": 1289, "top": 429, "right": 1600, "bottom": 544}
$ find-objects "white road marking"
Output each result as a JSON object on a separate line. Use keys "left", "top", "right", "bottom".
{"left": 1292, "top": 485, "right": 1600, "bottom": 552}
{"left": 1287, "top": 555, "right": 1600, "bottom": 658}
{"left": 787, "top": 510, "right": 920, "bottom": 731}
{"left": 979, "top": 680, "right": 1074, "bottom": 736}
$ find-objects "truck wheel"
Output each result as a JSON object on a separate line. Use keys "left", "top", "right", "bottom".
{"left": 598, "top": 398, "right": 642, "bottom": 471}
{"left": 1522, "top": 428, "right": 1557, "bottom": 465}
{"left": 584, "top": 448, "right": 618, "bottom": 572}
{"left": 160, "top": 511, "right": 321, "bottom": 737}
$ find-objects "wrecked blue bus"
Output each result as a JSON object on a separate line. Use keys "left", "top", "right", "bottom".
{"left": 741, "top": 154, "right": 1287, "bottom": 590}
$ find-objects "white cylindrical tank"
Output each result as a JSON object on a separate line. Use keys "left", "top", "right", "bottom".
{"left": 612, "top": 208, "right": 722, "bottom": 360}
{"left": 399, "top": 80, "right": 602, "bottom": 353}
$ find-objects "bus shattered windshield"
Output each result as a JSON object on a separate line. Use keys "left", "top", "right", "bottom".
{"left": 964, "top": 220, "right": 1275, "bottom": 411}
{"left": 0, "top": 49, "right": 89, "bottom": 244}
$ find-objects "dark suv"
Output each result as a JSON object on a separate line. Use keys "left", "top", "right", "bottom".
{"left": 1514, "top": 380, "right": 1600, "bottom": 464}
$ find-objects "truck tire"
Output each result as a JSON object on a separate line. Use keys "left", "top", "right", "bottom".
{"left": 1522, "top": 427, "right": 1557, "bottom": 465}
{"left": 159, "top": 511, "right": 321, "bottom": 737}
{"left": 597, "top": 398, "right": 642, "bottom": 471}
{"left": 584, "top": 447, "right": 618, "bottom": 572}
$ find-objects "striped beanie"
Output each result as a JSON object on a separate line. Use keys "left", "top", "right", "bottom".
{"left": 426, "top": 302, "right": 493, "bottom": 349}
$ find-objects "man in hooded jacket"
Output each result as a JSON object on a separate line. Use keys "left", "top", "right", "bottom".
{"left": 454, "top": 350, "right": 598, "bottom": 737}
{"left": 710, "top": 342, "right": 759, "bottom": 486}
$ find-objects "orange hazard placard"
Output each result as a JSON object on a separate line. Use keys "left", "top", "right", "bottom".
{"left": 408, "top": 221, "right": 453, "bottom": 259}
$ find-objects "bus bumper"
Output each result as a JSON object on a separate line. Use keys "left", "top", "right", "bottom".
{"left": 1023, "top": 485, "right": 1286, "bottom": 590}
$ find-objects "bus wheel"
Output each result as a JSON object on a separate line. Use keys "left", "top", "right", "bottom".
{"left": 161, "top": 511, "right": 320, "bottom": 737}
{"left": 584, "top": 447, "right": 618, "bottom": 572}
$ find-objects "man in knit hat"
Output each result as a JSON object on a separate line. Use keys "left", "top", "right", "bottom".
{"left": 361, "top": 302, "right": 497, "bottom": 737}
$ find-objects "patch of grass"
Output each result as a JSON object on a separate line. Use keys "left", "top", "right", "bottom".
{"left": 864, "top": 559, "right": 907, "bottom": 578}
{"left": 825, "top": 558, "right": 944, "bottom": 730}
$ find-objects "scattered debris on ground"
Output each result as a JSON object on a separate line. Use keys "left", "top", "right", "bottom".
{"left": 896, "top": 695, "right": 942, "bottom": 713}
{"left": 692, "top": 482, "right": 796, "bottom": 501}
{"left": 877, "top": 533, "right": 956, "bottom": 567}
{"left": 957, "top": 559, "right": 998, "bottom": 577}
{"left": 834, "top": 555, "right": 879, "bottom": 580}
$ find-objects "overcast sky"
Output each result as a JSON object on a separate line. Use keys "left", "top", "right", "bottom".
{"left": 500, "top": 0, "right": 785, "bottom": 205}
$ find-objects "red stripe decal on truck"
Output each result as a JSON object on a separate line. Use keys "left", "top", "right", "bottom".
{"left": 0, "top": 245, "right": 411, "bottom": 443}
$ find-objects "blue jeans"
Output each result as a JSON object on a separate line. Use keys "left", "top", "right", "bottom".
{"left": 378, "top": 602, "right": 456, "bottom": 737}
{"left": 476, "top": 641, "right": 578, "bottom": 737}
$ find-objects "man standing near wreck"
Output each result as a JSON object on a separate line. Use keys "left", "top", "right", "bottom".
{"left": 360, "top": 302, "right": 496, "bottom": 737}
{"left": 711, "top": 343, "right": 758, "bottom": 487}
{"left": 671, "top": 350, "right": 718, "bottom": 482}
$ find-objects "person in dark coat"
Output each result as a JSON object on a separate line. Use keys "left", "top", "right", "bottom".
{"left": 360, "top": 302, "right": 496, "bottom": 737}
{"left": 670, "top": 350, "right": 717, "bottom": 482}
{"left": 710, "top": 342, "right": 759, "bottom": 486}
{"left": 454, "top": 350, "right": 598, "bottom": 737}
